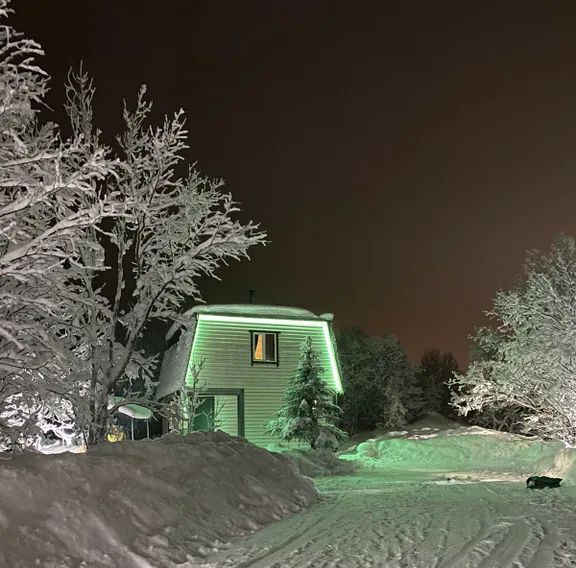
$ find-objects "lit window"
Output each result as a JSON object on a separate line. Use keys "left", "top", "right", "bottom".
{"left": 251, "top": 332, "right": 278, "bottom": 363}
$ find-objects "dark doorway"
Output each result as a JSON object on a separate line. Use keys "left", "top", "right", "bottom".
{"left": 193, "top": 396, "right": 216, "bottom": 432}
{"left": 204, "top": 388, "right": 245, "bottom": 438}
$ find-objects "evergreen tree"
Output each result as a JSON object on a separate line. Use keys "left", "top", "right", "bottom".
{"left": 266, "top": 337, "right": 347, "bottom": 450}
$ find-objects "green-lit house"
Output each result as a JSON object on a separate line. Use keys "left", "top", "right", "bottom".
{"left": 156, "top": 304, "right": 344, "bottom": 446}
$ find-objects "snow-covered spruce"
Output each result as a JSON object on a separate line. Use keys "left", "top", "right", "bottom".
{"left": 266, "top": 336, "right": 347, "bottom": 450}
{"left": 0, "top": 431, "right": 317, "bottom": 568}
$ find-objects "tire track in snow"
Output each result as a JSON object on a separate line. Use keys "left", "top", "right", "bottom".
{"left": 241, "top": 507, "right": 350, "bottom": 568}
{"left": 527, "top": 520, "right": 559, "bottom": 568}
{"left": 435, "top": 516, "right": 494, "bottom": 568}
{"left": 477, "top": 519, "right": 532, "bottom": 568}
{"left": 203, "top": 476, "right": 576, "bottom": 568}
{"left": 203, "top": 497, "right": 344, "bottom": 568}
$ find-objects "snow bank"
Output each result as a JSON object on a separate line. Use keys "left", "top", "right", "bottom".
{"left": 0, "top": 431, "right": 318, "bottom": 568}
{"left": 267, "top": 445, "right": 357, "bottom": 477}
{"left": 344, "top": 414, "right": 576, "bottom": 484}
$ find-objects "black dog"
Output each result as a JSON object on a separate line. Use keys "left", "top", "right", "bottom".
{"left": 526, "top": 476, "right": 562, "bottom": 489}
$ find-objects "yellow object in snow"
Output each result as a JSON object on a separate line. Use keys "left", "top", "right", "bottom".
{"left": 106, "top": 427, "right": 126, "bottom": 442}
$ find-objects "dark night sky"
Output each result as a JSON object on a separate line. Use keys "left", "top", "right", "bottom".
{"left": 12, "top": 1, "right": 576, "bottom": 365}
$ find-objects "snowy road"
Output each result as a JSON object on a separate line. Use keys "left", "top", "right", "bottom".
{"left": 203, "top": 472, "right": 576, "bottom": 568}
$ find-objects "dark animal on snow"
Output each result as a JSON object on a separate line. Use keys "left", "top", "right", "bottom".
{"left": 526, "top": 476, "right": 562, "bottom": 489}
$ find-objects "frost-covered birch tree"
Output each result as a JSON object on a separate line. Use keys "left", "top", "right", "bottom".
{"left": 0, "top": 2, "right": 119, "bottom": 448}
{"left": 75, "top": 88, "right": 267, "bottom": 444}
{"left": 451, "top": 236, "right": 576, "bottom": 445}
{"left": 0, "top": 0, "right": 265, "bottom": 447}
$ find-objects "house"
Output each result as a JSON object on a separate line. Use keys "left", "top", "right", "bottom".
{"left": 156, "top": 304, "right": 344, "bottom": 446}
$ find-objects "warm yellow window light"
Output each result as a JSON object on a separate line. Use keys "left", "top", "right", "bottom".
{"left": 254, "top": 334, "right": 264, "bottom": 360}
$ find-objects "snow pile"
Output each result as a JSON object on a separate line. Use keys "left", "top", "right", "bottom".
{"left": 267, "top": 445, "right": 357, "bottom": 477}
{"left": 343, "top": 414, "right": 576, "bottom": 484}
{"left": 0, "top": 431, "right": 318, "bottom": 568}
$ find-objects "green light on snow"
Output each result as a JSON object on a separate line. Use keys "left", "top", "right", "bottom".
{"left": 192, "top": 314, "right": 343, "bottom": 393}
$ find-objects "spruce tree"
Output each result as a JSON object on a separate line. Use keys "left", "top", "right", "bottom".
{"left": 266, "top": 337, "right": 347, "bottom": 449}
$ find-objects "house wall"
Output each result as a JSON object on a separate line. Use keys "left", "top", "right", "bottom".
{"left": 187, "top": 317, "right": 336, "bottom": 447}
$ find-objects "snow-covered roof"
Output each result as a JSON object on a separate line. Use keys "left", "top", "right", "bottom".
{"left": 186, "top": 304, "right": 324, "bottom": 320}
{"left": 166, "top": 304, "right": 330, "bottom": 342}
{"left": 109, "top": 396, "right": 153, "bottom": 420}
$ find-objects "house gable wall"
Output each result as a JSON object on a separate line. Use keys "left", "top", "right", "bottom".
{"left": 188, "top": 316, "right": 338, "bottom": 446}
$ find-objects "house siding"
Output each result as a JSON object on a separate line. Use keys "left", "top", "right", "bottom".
{"left": 187, "top": 317, "right": 336, "bottom": 446}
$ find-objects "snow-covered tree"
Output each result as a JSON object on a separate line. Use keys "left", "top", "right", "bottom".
{"left": 416, "top": 349, "right": 459, "bottom": 417}
{"left": 451, "top": 236, "right": 576, "bottom": 445}
{"left": 0, "top": 2, "right": 119, "bottom": 448}
{"left": 371, "top": 335, "right": 420, "bottom": 429}
{"left": 0, "top": 1, "right": 265, "bottom": 447}
{"left": 163, "top": 360, "right": 221, "bottom": 435}
{"left": 337, "top": 327, "right": 376, "bottom": 434}
{"left": 72, "top": 87, "right": 266, "bottom": 444}
{"left": 266, "top": 337, "right": 347, "bottom": 450}
{"left": 338, "top": 328, "right": 421, "bottom": 433}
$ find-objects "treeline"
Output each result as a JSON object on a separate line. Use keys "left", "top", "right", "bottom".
{"left": 336, "top": 329, "right": 460, "bottom": 435}
{"left": 348, "top": 234, "right": 576, "bottom": 447}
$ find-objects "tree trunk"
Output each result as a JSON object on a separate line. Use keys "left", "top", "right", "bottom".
{"left": 88, "top": 400, "right": 110, "bottom": 446}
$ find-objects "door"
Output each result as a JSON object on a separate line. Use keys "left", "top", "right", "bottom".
{"left": 192, "top": 396, "right": 215, "bottom": 432}
{"left": 205, "top": 388, "right": 245, "bottom": 437}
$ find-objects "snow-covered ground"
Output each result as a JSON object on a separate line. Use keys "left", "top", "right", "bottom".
{"left": 0, "top": 431, "right": 317, "bottom": 568}
{"left": 2, "top": 416, "right": 576, "bottom": 567}
{"left": 203, "top": 473, "right": 576, "bottom": 567}
{"left": 203, "top": 415, "right": 576, "bottom": 567}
